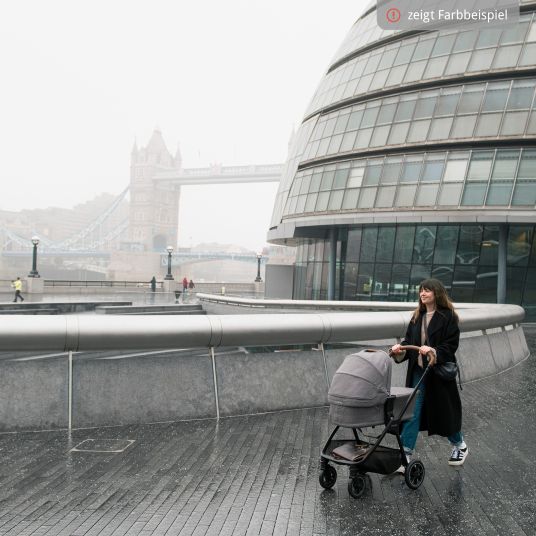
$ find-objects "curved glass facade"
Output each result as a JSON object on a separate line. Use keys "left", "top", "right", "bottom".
{"left": 268, "top": 1, "right": 536, "bottom": 318}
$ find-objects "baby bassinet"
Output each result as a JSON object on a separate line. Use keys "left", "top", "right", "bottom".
{"left": 328, "top": 349, "right": 416, "bottom": 428}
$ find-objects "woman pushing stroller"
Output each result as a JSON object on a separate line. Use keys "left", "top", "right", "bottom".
{"left": 390, "top": 278, "right": 468, "bottom": 469}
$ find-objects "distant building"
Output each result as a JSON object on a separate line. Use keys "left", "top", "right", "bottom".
{"left": 268, "top": 1, "right": 536, "bottom": 319}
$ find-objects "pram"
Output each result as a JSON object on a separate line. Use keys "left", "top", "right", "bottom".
{"left": 319, "top": 346, "right": 431, "bottom": 498}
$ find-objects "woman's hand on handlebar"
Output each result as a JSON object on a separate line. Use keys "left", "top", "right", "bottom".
{"left": 390, "top": 343, "right": 402, "bottom": 354}
{"left": 419, "top": 345, "right": 437, "bottom": 366}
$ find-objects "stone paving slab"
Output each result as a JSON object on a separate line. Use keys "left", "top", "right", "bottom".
{"left": 0, "top": 327, "right": 535, "bottom": 535}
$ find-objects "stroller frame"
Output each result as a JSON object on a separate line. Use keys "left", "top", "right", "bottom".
{"left": 320, "top": 352, "right": 431, "bottom": 499}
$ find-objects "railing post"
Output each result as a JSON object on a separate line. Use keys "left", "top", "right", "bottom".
{"left": 68, "top": 350, "right": 73, "bottom": 431}
{"left": 319, "top": 342, "right": 330, "bottom": 391}
{"left": 210, "top": 347, "right": 220, "bottom": 419}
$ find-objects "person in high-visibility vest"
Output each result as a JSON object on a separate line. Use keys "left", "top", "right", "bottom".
{"left": 12, "top": 277, "right": 24, "bottom": 302}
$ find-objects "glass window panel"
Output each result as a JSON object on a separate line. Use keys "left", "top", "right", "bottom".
{"left": 380, "top": 160, "right": 402, "bottom": 184}
{"left": 413, "top": 226, "right": 437, "bottom": 264}
{"left": 340, "top": 131, "right": 357, "bottom": 152}
{"left": 363, "top": 163, "right": 382, "bottom": 185}
{"left": 428, "top": 117, "right": 453, "bottom": 140}
{"left": 394, "top": 43, "right": 415, "bottom": 65}
{"left": 507, "top": 83, "right": 535, "bottom": 110}
{"left": 378, "top": 48, "right": 397, "bottom": 70}
{"left": 322, "top": 117, "right": 338, "bottom": 138}
{"left": 375, "top": 186, "right": 396, "bottom": 207}
{"left": 480, "top": 226, "right": 499, "bottom": 265}
{"left": 501, "top": 111, "right": 529, "bottom": 135}
{"left": 438, "top": 182, "right": 463, "bottom": 205}
{"left": 518, "top": 149, "right": 536, "bottom": 177}
{"left": 456, "top": 226, "right": 483, "bottom": 265}
{"left": 492, "top": 45, "right": 522, "bottom": 69}
{"left": 328, "top": 189, "right": 344, "bottom": 210}
{"left": 423, "top": 56, "right": 448, "bottom": 79}
{"left": 450, "top": 115, "right": 477, "bottom": 138}
{"left": 295, "top": 194, "right": 307, "bottom": 213}
{"left": 527, "top": 111, "right": 536, "bottom": 134}
{"left": 436, "top": 91, "right": 460, "bottom": 116}
{"left": 407, "top": 119, "right": 431, "bottom": 142}
{"left": 356, "top": 264, "right": 374, "bottom": 298}
{"left": 491, "top": 150, "right": 520, "bottom": 179}
{"left": 481, "top": 84, "right": 510, "bottom": 111}
{"left": 453, "top": 31, "right": 477, "bottom": 52}
{"left": 451, "top": 266, "right": 477, "bottom": 302}
{"left": 508, "top": 226, "right": 533, "bottom": 266}
{"left": 467, "top": 48, "right": 496, "bottom": 72}
{"left": 445, "top": 52, "right": 471, "bottom": 75}
{"left": 347, "top": 109, "right": 364, "bottom": 130}
{"left": 413, "top": 38, "right": 435, "bottom": 60}
{"left": 476, "top": 29, "right": 502, "bottom": 48}
{"left": 414, "top": 94, "right": 438, "bottom": 119}
{"left": 500, "top": 21, "right": 528, "bottom": 44}
{"left": 461, "top": 183, "right": 487, "bottom": 205}
{"left": 378, "top": 103, "right": 397, "bottom": 124}
{"left": 327, "top": 134, "right": 343, "bottom": 154}
{"left": 309, "top": 172, "right": 323, "bottom": 193}
{"left": 376, "top": 227, "right": 396, "bottom": 263}
{"left": 422, "top": 158, "right": 444, "bottom": 181}
{"left": 370, "top": 125, "right": 390, "bottom": 147}
{"left": 396, "top": 184, "right": 417, "bottom": 206}
{"left": 320, "top": 170, "right": 335, "bottom": 191}
{"left": 458, "top": 87, "right": 485, "bottom": 114}
{"left": 401, "top": 157, "right": 423, "bottom": 182}
{"left": 415, "top": 184, "right": 439, "bottom": 206}
{"left": 334, "top": 114, "right": 350, "bottom": 134}
{"left": 304, "top": 192, "right": 319, "bottom": 212}
{"left": 360, "top": 227, "right": 378, "bottom": 262}
{"left": 475, "top": 113, "right": 502, "bottom": 137}
{"left": 486, "top": 182, "right": 514, "bottom": 205}
{"left": 387, "top": 122, "right": 410, "bottom": 145}
{"left": 444, "top": 154, "right": 469, "bottom": 181}
{"left": 519, "top": 43, "right": 536, "bottom": 66}
{"left": 433, "top": 226, "right": 459, "bottom": 264}
{"left": 512, "top": 181, "right": 536, "bottom": 205}
{"left": 316, "top": 138, "right": 330, "bottom": 156}
{"left": 404, "top": 60, "right": 427, "bottom": 83}
{"left": 527, "top": 21, "right": 536, "bottom": 42}
{"left": 432, "top": 35, "right": 455, "bottom": 56}
{"left": 299, "top": 174, "right": 312, "bottom": 195}
{"left": 315, "top": 191, "right": 330, "bottom": 211}
{"left": 358, "top": 187, "right": 377, "bottom": 208}
{"left": 333, "top": 168, "right": 349, "bottom": 189}
{"left": 468, "top": 152, "right": 493, "bottom": 180}
{"left": 348, "top": 166, "right": 365, "bottom": 188}
{"left": 394, "top": 227, "right": 416, "bottom": 264}
{"left": 361, "top": 106, "right": 380, "bottom": 128}
{"left": 354, "top": 128, "right": 373, "bottom": 149}
{"left": 346, "top": 229, "right": 362, "bottom": 263}
{"left": 287, "top": 195, "right": 298, "bottom": 215}
{"left": 342, "top": 188, "right": 360, "bottom": 209}
{"left": 342, "top": 262, "right": 358, "bottom": 299}
{"left": 386, "top": 64, "right": 407, "bottom": 86}
{"left": 363, "top": 53, "right": 381, "bottom": 75}
{"left": 369, "top": 69, "right": 389, "bottom": 91}
{"left": 395, "top": 99, "right": 416, "bottom": 121}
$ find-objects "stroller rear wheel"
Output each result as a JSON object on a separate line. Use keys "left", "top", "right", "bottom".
{"left": 347, "top": 474, "right": 367, "bottom": 499}
{"left": 319, "top": 464, "right": 337, "bottom": 489}
{"left": 405, "top": 460, "right": 425, "bottom": 489}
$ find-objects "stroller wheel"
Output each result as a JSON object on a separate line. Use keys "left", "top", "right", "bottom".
{"left": 319, "top": 465, "right": 337, "bottom": 489}
{"left": 347, "top": 474, "right": 367, "bottom": 499}
{"left": 405, "top": 460, "right": 425, "bottom": 490}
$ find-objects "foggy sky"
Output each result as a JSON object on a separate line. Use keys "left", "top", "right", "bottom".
{"left": 0, "top": 0, "right": 367, "bottom": 251}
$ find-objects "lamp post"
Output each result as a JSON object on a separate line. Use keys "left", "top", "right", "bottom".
{"left": 255, "top": 253, "right": 262, "bottom": 282}
{"left": 28, "top": 236, "right": 40, "bottom": 278}
{"left": 165, "top": 246, "right": 174, "bottom": 280}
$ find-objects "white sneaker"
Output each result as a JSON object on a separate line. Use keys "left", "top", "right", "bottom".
{"left": 448, "top": 445, "right": 469, "bottom": 466}
{"left": 395, "top": 453, "right": 411, "bottom": 474}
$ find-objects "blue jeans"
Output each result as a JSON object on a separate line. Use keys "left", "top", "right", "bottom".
{"left": 400, "top": 367, "right": 463, "bottom": 454}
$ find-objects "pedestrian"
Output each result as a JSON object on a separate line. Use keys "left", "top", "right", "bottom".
{"left": 188, "top": 279, "right": 195, "bottom": 290}
{"left": 390, "top": 278, "right": 468, "bottom": 470}
{"left": 150, "top": 276, "right": 156, "bottom": 292}
{"left": 12, "top": 276, "right": 24, "bottom": 302}
{"left": 182, "top": 276, "right": 188, "bottom": 293}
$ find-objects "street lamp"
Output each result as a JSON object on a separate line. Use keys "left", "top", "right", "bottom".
{"left": 165, "top": 246, "right": 174, "bottom": 280}
{"left": 28, "top": 236, "right": 40, "bottom": 278}
{"left": 255, "top": 252, "right": 262, "bottom": 282}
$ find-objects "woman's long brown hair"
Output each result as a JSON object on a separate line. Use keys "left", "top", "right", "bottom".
{"left": 412, "top": 278, "right": 459, "bottom": 323}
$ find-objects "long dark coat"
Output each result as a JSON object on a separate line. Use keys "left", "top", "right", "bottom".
{"left": 399, "top": 307, "right": 462, "bottom": 437}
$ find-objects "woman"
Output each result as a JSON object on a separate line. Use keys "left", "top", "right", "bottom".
{"left": 390, "top": 278, "right": 468, "bottom": 468}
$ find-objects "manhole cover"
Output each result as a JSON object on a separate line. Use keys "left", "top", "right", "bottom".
{"left": 70, "top": 439, "right": 135, "bottom": 453}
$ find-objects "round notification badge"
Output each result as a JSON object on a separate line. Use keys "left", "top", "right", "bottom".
{"left": 386, "top": 7, "right": 401, "bottom": 23}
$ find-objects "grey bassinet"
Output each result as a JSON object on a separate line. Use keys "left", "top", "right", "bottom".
{"left": 328, "top": 349, "right": 416, "bottom": 428}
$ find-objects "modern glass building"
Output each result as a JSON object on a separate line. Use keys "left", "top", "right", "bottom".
{"left": 268, "top": 1, "right": 536, "bottom": 318}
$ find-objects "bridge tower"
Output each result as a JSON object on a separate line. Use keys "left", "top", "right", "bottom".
{"left": 129, "top": 128, "right": 181, "bottom": 252}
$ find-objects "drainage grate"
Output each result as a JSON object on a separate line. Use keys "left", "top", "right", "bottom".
{"left": 70, "top": 439, "right": 135, "bottom": 453}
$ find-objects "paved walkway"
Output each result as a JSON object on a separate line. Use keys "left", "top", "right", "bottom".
{"left": 0, "top": 327, "right": 535, "bottom": 536}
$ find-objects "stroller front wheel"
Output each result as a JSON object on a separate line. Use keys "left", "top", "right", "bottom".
{"left": 405, "top": 460, "right": 425, "bottom": 489}
{"left": 319, "top": 464, "right": 337, "bottom": 489}
{"left": 347, "top": 474, "right": 367, "bottom": 499}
